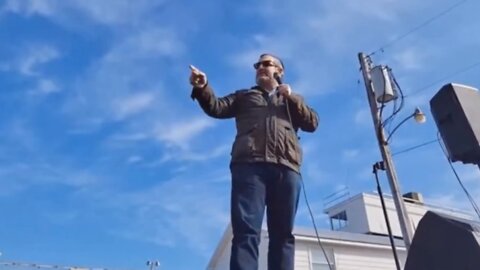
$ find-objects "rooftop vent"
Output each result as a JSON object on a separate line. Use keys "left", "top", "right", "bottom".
{"left": 403, "top": 192, "right": 424, "bottom": 204}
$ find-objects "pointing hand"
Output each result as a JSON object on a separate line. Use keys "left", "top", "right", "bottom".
{"left": 189, "top": 64, "right": 208, "bottom": 88}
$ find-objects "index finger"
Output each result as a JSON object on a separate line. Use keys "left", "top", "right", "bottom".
{"left": 189, "top": 64, "right": 200, "bottom": 73}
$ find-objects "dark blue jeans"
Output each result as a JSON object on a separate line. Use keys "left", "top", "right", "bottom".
{"left": 229, "top": 162, "right": 302, "bottom": 270}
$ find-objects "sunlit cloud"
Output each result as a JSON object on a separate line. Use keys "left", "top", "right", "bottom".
{"left": 112, "top": 92, "right": 156, "bottom": 120}
{"left": 155, "top": 117, "right": 215, "bottom": 149}
{"left": 19, "top": 45, "right": 60, "bottom": 76}
{"left": 36, "top": 78, "right": 60, "bottom": 94}
{"left": 392, "top": 47, "right": 425, "bottom": 71}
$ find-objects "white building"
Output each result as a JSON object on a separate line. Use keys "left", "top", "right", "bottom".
{"left": 206, "top": 192, "right": 475, "bottom": 270}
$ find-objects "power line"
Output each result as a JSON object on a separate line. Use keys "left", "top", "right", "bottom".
{"left": 369, "top": 0, "right": 469, "bottom": 56}
{"left": 436, "top": 132, "right": 480, "bottom": 219}
{"left": 406, "top": 60, "right": 480, "bottom": 97}
{"left": 392, "top": 139, "right": 439, "bottom": 156}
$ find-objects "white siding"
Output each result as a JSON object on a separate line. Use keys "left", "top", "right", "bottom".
{"left": 328, "top": 195, "right": 369, "bottom": 234}
{"left": 294, "top": 239, "right": 408, "bottom": 270}
{"left": 258, "top": 232, "right": 268, "bottom": 270}
{"left": 363, "top": 194, "right": 436, "bottom": 237}
{"left": 334, "top": 246, "right": 405, "bottom": 270}
{"left": 294, "top": 244, "right": 310, "bottom": 270}
{"left": 210, "top": 246, "right": 230, "bottom": 270}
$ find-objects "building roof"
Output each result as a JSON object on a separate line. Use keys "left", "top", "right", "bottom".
{"left": 293, "top": 226, "right": 406, "bottom": 248}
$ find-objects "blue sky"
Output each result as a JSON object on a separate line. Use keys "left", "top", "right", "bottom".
{"left": 1, "top": 0, "right": 480, "bottom": 269}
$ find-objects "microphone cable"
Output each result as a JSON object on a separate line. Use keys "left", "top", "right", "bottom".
{"left": 274, "top": 73, "right": 333, "bottom": 270}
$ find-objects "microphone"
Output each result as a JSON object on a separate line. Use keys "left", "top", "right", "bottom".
{"left": 274, "top": 73, "right": 282, "bottom": 97}
{"left": 274, "top": 72, "right": 282, "bottom": 85}
{"left": 274, "top": 72, "right": 294, "bottom": 127}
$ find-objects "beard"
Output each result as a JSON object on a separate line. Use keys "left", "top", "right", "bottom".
{"left": 256, "top": 73, "right": 273, "bottom": 85}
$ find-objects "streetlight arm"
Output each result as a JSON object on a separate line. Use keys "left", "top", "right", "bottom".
{"left": 385, "top": 107, "right": 426, "bottom": 143}
{"left": 385, "top": 114, "right": 414, "bottom": 143}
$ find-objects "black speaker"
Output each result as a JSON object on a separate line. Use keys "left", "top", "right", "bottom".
{"left": 430, "top": 83, "right": 480, "bottom": 164}
{"left": 404, "top": 211, "right": 480, "bottom": 270}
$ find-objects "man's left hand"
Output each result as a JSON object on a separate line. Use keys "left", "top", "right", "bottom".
{"left": 277, "top": 84, "right": 292, "bottom": 97}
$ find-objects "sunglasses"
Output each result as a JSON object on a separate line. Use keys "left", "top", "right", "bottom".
{"left": 253, "top": 60, "right": 278, "bottom": 69}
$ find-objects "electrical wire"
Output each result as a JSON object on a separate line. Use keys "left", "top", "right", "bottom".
{"left": 406, "top": 60, "right": 480, "bottom": 97}
{"left": 385, "top": 91, "right": 399, "bottom": 136}
{"left": 301, "top": 179, "right": 334, "bottom": 270}
{"left": 385, "top": 114, "right": 414, "bottom": 143}
{"left": 381, "top": 68, "right": 405, "bottom": 144}
{"left": 392, "top": 138, "right": 439, "bottom": 156}
{"left": 436, "top": 132, "right": 480, "bottom": 219}
{"left": 369, "top": 0, "right": 469, "bottom": 56}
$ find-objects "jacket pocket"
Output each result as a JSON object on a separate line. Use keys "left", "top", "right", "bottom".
{"left": 231, "top": 125, "right": 257, "bottom": 159}
{"left": 284, "top": 126, "right": 302, "bottom": 166}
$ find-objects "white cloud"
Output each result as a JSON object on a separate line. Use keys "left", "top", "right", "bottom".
{"left": 155, "top": 117, "right": 215, "bottom": 149}
{"left": 426, "top": 193, "right": 477, "bottom": 216}
{"left": 65, "top": 0, "right": 163, "bottom": 26}
{"left": 0, "top": 161, "right": 100, "bottom": 197}
{"left": 62, "top": 26, "right": 186, "bottom": 126}
{"left": 19, "top": 45, "right": 59, "bottom": 76}
{"left": 127, "top": 155, "right": 143, "bottom": 164}
{"left": 110, "top": 132, "right": 150, "bottom": 142}
{"left": 0, "top": 44, "right": 59, "bottom": 76}
{"left": 36, "top": 78, "right": 60, "bottom": 94}
{"left": 342, "top": 149, "right": 360, "bottom": 160}
{"left": 354, "top": 108, "right": 371, "bottom": 126}
{"left": 113, "top": 92, "right": 156, "bottom": 120}
{"left": 392, "top": 48, "right": 424, "bottom": 71}
{"left": 153, "top": 144, "right": 230, "bottom": 165}
{"left": 92, "top": 170, "right": 231, "bottom": 252}
{"left": 1, "top": 0, "right": 54, "bottom": 17}
{"left": 66, "top": 117, "right": 105, "bottom": 134}
{"left": 104, "top": 28, "right": 184, "bottom": 62}
{"left": 454, "top": 164, "right": 480, "bottom": 183}
{"left": 1, "top": 0, "right": 168, "bottom": 26}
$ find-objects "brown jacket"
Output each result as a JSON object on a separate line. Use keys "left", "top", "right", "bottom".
{"left": 191, "top": 84, "right": 318, "bottom": 172}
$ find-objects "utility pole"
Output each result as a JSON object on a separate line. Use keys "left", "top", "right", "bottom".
{"left": 358, "top": 52, "right": 414, "bottom": 250}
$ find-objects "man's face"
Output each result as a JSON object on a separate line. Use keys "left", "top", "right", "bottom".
{"left": 254, "top": 55, "right": 283, "bottom": 85}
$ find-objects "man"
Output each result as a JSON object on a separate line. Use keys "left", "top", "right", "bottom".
{"left": 189, "top": 54, "right": 318, "bottom": 270}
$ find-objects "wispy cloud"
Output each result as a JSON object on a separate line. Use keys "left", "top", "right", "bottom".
{"left": 1, "top": 0, "right": 168, "bottom": 27}
{"left": 1, "top": 0, "right": 55, "bottom": 17}
{"left": 91, "top": 170, "right": 231, "bottom": 253}
{"left": 354, "top": 108, "right": 371, "bottom": 126}
{"left": 155, "top": 117, "right": 215, "bottom": 149}
{"left": 153, "top": 144, "right": 230, "bottom": 165}
{"left": 392, "top": 47, "right": 425, "bottom": 71}
{"left": 112, "top": 92, "right": 156, "bottom": 120}
{"left": 35, "top": 78, "right": 60, "bottom": 94}
{"left": 18, "top": 45, "right": 60, "bottom": 76}
{"left": 104, "top": 28, "right": 184, "bottom": 62}
{"left": 426, "top": 192, "right": 479, "bottom": 218}
{"left": 0, "top": 44, "right": 61, "bottom": 96}
{"left": 342, "top": 149, "right": 360, "bottom": 160}
{"left": 63, "top": 26, "right": 186, "bottom": 133}
{"left": 0, "top": 161, "right": 100, "bottom": 197}
{"left": 126, "top": 155, "right": 143, "bottom": 164}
